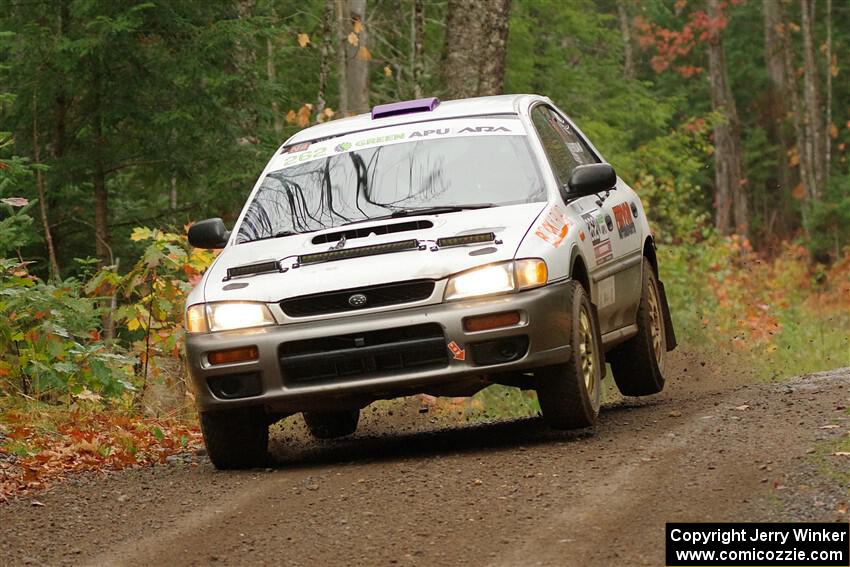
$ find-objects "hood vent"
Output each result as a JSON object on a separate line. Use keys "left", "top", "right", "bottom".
{"left": 311, "top": 220, "right": 433, "bottom": 245}
{"left": 298, "top": 239, "right": 420, "bottom": 265}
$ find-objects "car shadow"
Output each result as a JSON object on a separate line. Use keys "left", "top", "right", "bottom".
{"left": 266, "top": 396, "right": 664, "bottom": 471}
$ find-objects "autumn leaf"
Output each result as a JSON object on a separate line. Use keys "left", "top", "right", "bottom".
{"left": 297, "top": 33, "right": 310, "bottom": 48}
{"left": 791, "top": 184, "right": 806, "bottom": 200}
{"left": 352, "top": 18, "right": 363, "bottom": 34}
{"left": 829, "top": 123, "right": 838, "bottom": 139}
{"left": 787, "top": 147, "right": 800, "bottom": 167}
{"left": 285, "top": 109, "right": 297, "bottom": 124}
{"left": 296, "top": 103, "right": 313, "bottom": 128}
{"left": 357, "top": 46, "right": 372, "bottom": 61}
{"left": 347, "top": 31, "right": 359, "bottom": 46}
{"left": 383, "top": 65, "right": 392, "bottom": 77}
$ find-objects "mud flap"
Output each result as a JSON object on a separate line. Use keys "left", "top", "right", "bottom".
{"left": 656, "top": 279, "right": 677, "bottom": 351}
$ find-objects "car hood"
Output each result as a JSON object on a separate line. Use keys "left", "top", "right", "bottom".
{"left": 201, "top": 202, "right": 547, "bottom": 303}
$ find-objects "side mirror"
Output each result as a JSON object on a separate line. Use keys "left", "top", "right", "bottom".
{"left": 188, "top": 218, "right": 230, "bottom": 249}
{"left": 566, "top": 163, "right": 617, "bottom": 199}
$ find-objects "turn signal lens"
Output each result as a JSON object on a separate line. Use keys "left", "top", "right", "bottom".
{"left": 463, "top": 311, "right": 521, "bottom": 332}
{"left": 516, "top": 259, "right": 548, "bottom": 290}
{"left": 208, "top": 346, "right": 259, "bottom": 366}
{"left": 186, "top": 304, "right": 208, "bottom": 334}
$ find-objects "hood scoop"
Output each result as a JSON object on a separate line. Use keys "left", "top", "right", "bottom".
{"left": 311, "top": 220, "right": 433, "bottom": 245}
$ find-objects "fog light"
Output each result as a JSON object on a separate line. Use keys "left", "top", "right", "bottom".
{"left": 463, "top": 311, "right": 521, "bottom": 332}
{"left": 207, "top": 346, "right": 259, "bottom": 366}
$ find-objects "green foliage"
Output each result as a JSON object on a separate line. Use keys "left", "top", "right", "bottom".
{"left": 0, "top": 259, "right": 135, "bottom": 399}
{"left": 109, "top": 227, "right": 215, "bottom": 380}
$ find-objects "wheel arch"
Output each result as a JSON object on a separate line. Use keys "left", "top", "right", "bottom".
{"left": 643, "top": 236, "right": 658, "bottom": 276}
{"left": 568, "top": 246, "right": 591, "bottom": 297}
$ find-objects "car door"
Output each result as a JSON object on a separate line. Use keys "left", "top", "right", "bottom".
{"left": 529, "top": 104, "right": 642, "bottom": 335}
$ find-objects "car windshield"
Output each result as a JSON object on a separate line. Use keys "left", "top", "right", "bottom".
{"left": 235, "top": 122, "right": 546, "bottom": 244}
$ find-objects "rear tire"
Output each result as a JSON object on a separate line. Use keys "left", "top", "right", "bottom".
{"left": 609, "top": 264, "right": 667, "bottom": 396}
{"left": 304, "top": 409, "right": 360, "bottom": 439}
{"left": 200, "top": 408, "right": 269, "bottom": 470}
{"left": 536, "top": 281, "right": 602, "bottom": 429}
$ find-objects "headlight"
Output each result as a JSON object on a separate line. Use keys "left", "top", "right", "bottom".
{"left": 185, "top": 302, "right": 275, "bottom": 333}
{"left": 444, "top": 259, "right": 548, "bottom": 301}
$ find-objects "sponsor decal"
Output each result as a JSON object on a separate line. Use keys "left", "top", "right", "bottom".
{"left": 597, "top": 276, "right": 615, "bottom": 308}
{"left": 409, "top": 128, "right": 449, "bottom": 138}
{"left": 283, "top": 142, "right": 311, "bottom": 154}
{"left": 268, "top": 118, "right": 525, "bottom": 170}
{"left": 612, "top": 202, "right": 636, "bottom": 239}
{"left": 605, "top": 214, "right": 614, "bottom": 232}
{"left": 630, "top": 201, "right": 639, "bottom": 219}
{"left": 593, "top": 239, "right": 613, "bottom": 265}
{"left": 458, "top": 126, "right": 511, "bottom": 134}
{"left": 447, "top": 341, "right": 466, "bottom": 361}
{"left": 534, "top": 205, "right": 571, "bottom": 247}
{"left": 580, "top": 210, "right": 608, "bottom": 245}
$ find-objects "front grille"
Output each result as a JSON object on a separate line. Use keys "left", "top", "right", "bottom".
{"left": 280, "top": 280, "right": 435, "bottom": 317}
{"left": 279, "top": 323, "right": 448, "bottom": 383}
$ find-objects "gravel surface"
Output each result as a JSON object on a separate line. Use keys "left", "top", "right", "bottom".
{"left": 1, "top": 351, "right": 848, "bottom": 567}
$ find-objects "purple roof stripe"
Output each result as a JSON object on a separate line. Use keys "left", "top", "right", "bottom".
{"left": 371, "top": 97, "right": 440, "bottom": 119}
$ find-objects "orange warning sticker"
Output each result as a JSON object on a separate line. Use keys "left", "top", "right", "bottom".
{"left": 447, "top": 341, "right": 466, "bottom": 361}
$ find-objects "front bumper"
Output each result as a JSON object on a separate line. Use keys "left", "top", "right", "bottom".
{"left": 185, "top": 280, "right": 574, "bottom": 414}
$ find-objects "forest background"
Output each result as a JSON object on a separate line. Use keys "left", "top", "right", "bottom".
{"left": 1, "top": 0, "right": 849, "bottom": 496}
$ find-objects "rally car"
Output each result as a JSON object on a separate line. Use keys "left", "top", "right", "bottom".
{"left": 185, "top": 94, "right": 677, "bottom": 469}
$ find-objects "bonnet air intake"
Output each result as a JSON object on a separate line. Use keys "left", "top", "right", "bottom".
{"left": 226, "top": 261, "right": 281, "bottom": 280}
{"left": 298, "top": 239, "right": 419, "bottom": 265}
{"left": 371, "top": 97, "right": 440, "bottom": 120}
{"left": 436, "top": 232, "right": 496, "bottom": 248}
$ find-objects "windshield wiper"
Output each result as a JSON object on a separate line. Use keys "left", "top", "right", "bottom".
{"left": 341, "top": 204, "right": 494, "bottom": 227}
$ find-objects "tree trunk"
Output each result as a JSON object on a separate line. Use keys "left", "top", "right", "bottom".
{"left": 442, "top": 0, "right": 511, "bottom": 99}
{"left": 762, "top": 0, "right": 795, "bottom": 234}
{"left": 266, "top": 38, "right": 282, "bottom": 134}
{"left": 800, "top": 0, "right": 825, "bottom": 200}
{"left": 706, "top": 0, "right": 747, "bottom": 237}
{"left": 412, "top": 0, "right": 425, "bottom": 98}
{"left": 32, "top": 92, "right": 61, "bottom": 281}
{"left": 316, "top": 0, "right": 334, "bottom": 116}
{"left": 477, "top": 0, "right": 511, "bottom": 96}
{"left": 442, "top": 0, "right": 484, "bottom": 99}
{"left": 343, "top": 0, "right": 370, "bottom": 114}
{"left": 335, "top": 0, "right": 349, "bottom": 114}
{"left": 616, "top": 0, "right": 635, "bottom": 80}
{"left": 824, "top": 0, "right": 832, "bottom": 183}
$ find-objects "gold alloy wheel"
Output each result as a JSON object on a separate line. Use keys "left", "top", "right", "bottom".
{"left": 646, "top": 277, "right": 666, "bottom": 370}
{"left": 577, "top": 306, "right": 596, "bottom": 395}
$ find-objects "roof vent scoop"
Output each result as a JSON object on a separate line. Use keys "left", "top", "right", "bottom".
{"left": 371, "top": 97, "right": 440, "bottom": 120}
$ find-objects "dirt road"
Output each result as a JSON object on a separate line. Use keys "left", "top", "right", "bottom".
{"left": 2, "top": 351, "right": 849, "bottom": 567}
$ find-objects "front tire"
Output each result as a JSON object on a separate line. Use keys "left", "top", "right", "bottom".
{"left": 609, "top": 264, "right": 667, "bottom": 396}
{"left": 536, "top": 281, "right": 602, "bottom": 429}
{"left": 200, "top": 408, "right": 269, "bottom": 470}
{"left": 303, "top": 409, "right": 360, "bottom": 439}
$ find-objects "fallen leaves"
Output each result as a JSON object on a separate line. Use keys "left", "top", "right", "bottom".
{"left": 297, "top": 33, "right": 310, "bottom": 48}
{"left": 0, "top": 410, "right": 202, "bottom": 501}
